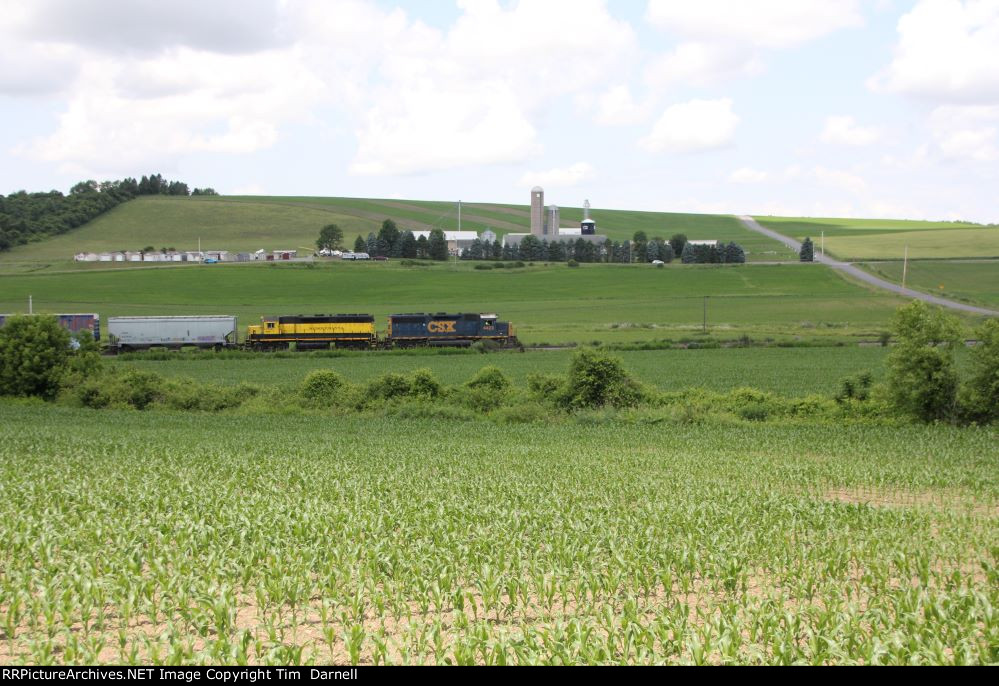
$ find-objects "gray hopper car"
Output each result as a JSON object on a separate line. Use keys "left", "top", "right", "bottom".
{"left": 107, "top": 316, "right": 238, "bottom": 353}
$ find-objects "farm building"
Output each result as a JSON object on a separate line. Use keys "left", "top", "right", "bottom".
{"left": 412, "top": 231, "right": 480, "bottom": 256}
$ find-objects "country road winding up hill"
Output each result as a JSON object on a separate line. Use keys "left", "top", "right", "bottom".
{"left": 737, "top": 215, "right": 999, "bottom": 317}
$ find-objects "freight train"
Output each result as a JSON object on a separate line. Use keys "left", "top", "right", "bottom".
{"left": 245, "top": 312, "right": 519, "bottom": 351}
{"left": 0, "top": 312, "right": 520, "bottom": 352}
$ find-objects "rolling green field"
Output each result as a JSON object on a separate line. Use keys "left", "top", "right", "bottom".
{"left": 859, "top": 260, "right": 999, "bottom": 309}
{"left": 757, "top": 216, "right": 999, "bottom": 261}
{"left": 0, "top": 261, "right": 921, "bottom": 344}
{"left": 0, "top": 195, "right": 794, "bottom": 270}
{"left": 1, "top": 403, "right": 995, "bottom": 665}
{"left": 116, "top": 347, "right": 892, "bottom": 397}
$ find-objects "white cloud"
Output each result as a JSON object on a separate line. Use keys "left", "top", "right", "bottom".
{"left": 351, "top": 81, "right": 541, "bottom": 176}
{"left": 21, "top": 48, "right": 325, "bottom": 175}
{"left": 594, "top": 85, "right": 648, "bottom": 126}
{"left": 870, "top": 0, "right": 999, "bottom": 103}
{"left": 729, "top": 167, "right": 769, "bottom": 183}
{"left": 640, "top": 98, "right": 740, "bottom": 154}
{"left": 812, "top": 166, "right": 867, "bottom": 194}
{"left": 644, "top": 42, "right": 765, "bottom": 88}
{"left": 9, "top": 0, "right": 641, "bottom": 177}
{"left": 645, "top": 0, "right": 863, "bottom": 49}
{"left": 519, "top": 163, "right": 595, "bottom": 189}
{"left": 928, "top": 105, "right": 999, "bottom": 160}
{"left": 643, "top": 1, "right": 862, "bottom": 86}
{"left": 821, "top": 115, "right": 882, "bottom": 146}
{"left": 9, "top": 0, "right": 285, "bottom": 55}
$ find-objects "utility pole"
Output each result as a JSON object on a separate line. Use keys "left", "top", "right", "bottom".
{"left": 902, "top": 246, "right": 909, "bottom": 292}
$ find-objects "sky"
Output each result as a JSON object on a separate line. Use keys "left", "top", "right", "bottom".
{"left": 1, "top": 0, "right": 998, "bottom": 222}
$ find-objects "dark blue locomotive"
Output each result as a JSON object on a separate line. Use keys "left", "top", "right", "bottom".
{"left": 388, "top": 313, "right": 519, "bottom": 348}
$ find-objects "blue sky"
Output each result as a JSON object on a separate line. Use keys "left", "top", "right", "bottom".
{"left": 2, "top": 0, "right": 998, "bottom": 222}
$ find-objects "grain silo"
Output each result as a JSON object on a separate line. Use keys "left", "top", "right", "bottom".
{"left": 531, "top": 186, "right": 545, "bottom": 237}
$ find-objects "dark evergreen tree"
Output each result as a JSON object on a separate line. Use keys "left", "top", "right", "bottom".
{"left": 399, "top": 231, "right": 418, "bottom": 258}
{"left": 681, "top": 242, "right": 696, "bottom": 264}
{"left": 416, "top": 235, "right": 429, "bottom": 258}
{"left": 466, "top": 238, "right": 484, "bottom": 260}
{"left": 428, "top": 229, "right": 448, "bottom": 261}
{"left": 670, "top": 234, "right": 688, "bottom": 259}
{"left": 353, "top": 235, "right": 366, "bottom": 253}
{"left": 800, "top": 237, "right": 815, "bottom": 262}
{"left": 726, "top": 242, "right": 746, "bottom": 264}
{"left": 365, "top": 232, "right": 378, "bottom": 256}
{"left": 378, "top": 219, "right": 400, "bottom": 255}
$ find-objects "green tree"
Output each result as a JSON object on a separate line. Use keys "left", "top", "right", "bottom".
{"left": 885, "top": 301, "right": 963, "bottom": 422}
{"left": 353, "top": 235, "right": 366, "bottom": 253}
{"left": 800, "top": 237, "right": 815, "bottom": 262}
{"left": 669, "top": 234, "right": 687, "bottom": 259}
{"left": 428, "top": 229, "right": 449, "bottom": 261}
{"left": 0, "top": 315, "right": 72, "bottom": 399}
{"left": 399, "top": 231, "right": 418, "bottom": 259}
{"left": 316, "top": 224, "right": 343, "bottom": 252}
{"left": 378, "top": 219, "right": 400, "bottom": 255}
{"left": 960, "top": 318, "right": 999, "bottom": 423}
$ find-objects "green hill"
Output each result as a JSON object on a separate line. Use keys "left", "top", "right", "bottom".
{"left": 757, "top": 216, "right": 999, "bottom": 260}
{"left": 0, "top": 195, "right": 796, "bottom": 270}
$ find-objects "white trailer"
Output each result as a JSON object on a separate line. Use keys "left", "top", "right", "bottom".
{"left": 108, "top": 316, "right": 238, "bottom": 352}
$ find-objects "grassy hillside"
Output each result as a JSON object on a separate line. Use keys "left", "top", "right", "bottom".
{"left": 0, "top": 195, "right": 795, "bottom": 269}
{"left": 859, "top": 260, "right": 999, "bottom": 308}
{"left": 757, "top": 216, "right": 999, "bottom": 260}
{"left": 0, "top": 260, "right": 924, "bottom": 343}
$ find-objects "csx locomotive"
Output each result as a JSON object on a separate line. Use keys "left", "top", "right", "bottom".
{"left": 246, "top": 312, "right": 519, "bottom": 350}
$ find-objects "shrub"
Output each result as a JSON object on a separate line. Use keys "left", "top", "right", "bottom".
{"left": 527, "top": 373, "right": 562, "bottom": 401}
{"left": 885, "top": 302, "right": 963, "bottom": 422}
{"left": 409, "top": 368, "right": 442, "bottom": 400}
{"left": 474, "top": 264, "right": 493, "bottom": 271}
{"left": 465, "top": 366, "right": 511, "bottom": 391}
{"left": 0, "top": 315, "right": 72, "bottom": 400}
{"left": 567, "top": 259, "right": 580, "bottom": 268}
{"left": 835, "top": 372, "right": 873, "bottom": 404}
{"left": 365, "top": 372, "right": 413, "bottom": 401}
{"left": 301, "top": 370, "right": 348, "bottom": 406}
{"left": 960, "top": 318, "right": 999, "bottom": 424}
{"left": 450, "top": 386, "right": 507, "bottom": 413}
{"left": 557, "top": 349, "right": 644, "bottom": 410}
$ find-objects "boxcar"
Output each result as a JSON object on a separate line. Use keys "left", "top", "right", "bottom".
{"left": 0, "top": 313, "right": 100, "bottom": 341}
{"left": 387, "top": 313, "right": 517, "bottom": 348}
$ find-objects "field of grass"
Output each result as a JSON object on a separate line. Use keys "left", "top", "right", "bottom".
{"left": 858, "top": 260, "right": 999, "bottom": 309}
{"left": 1, "top": 403, "right": 994, "bottom": 665}
{"left": 0, "top": 261, "right": 921, "bottom": 344}
{"left": 757, "top": 216, "right": 999, "bottom": 261}
{"left": 0, "top": 195, "right": 794, "bottom": 270}
{"left": 115, "top": 347, "right": 892, "bottom": 397}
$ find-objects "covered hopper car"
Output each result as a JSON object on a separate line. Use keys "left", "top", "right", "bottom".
{"left": 108, "top": 316, "right": 238, "bottom": 353}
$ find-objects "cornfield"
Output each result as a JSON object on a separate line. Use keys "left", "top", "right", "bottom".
{"left": 0, "top": 404, "right": 995, "bottom": 665}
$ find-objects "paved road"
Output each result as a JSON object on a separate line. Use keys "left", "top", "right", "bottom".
{"left": 737, "top": 215, "right": 999, "bottom": 317}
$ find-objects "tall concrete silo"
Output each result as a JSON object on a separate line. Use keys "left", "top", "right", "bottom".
{"left": 531, "top": 187, "right": 545, "bottom": 237}
{"left": 546, "top": 205, "right": 560, "bottom": 237}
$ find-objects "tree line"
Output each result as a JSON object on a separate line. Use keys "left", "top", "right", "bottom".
{"left": 0, "top": 174, "right": 217, "bottom": 252}
{"left": 319, "top": 223, "right": 746, "bottom": 264}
